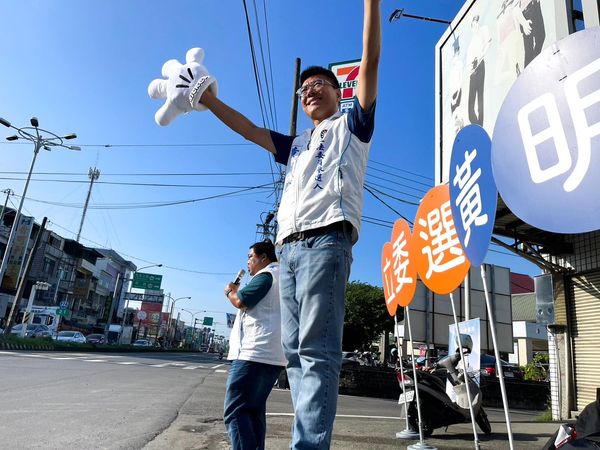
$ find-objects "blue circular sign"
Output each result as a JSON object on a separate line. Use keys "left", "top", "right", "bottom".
{"left": 449, "top": 125, "right": 496, "bottom": 267}
{"left": 492, "top": 27, "right": 600, "bottom": 233}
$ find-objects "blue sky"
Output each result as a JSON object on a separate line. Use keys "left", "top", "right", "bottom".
{"left": 0, "top": 1, "right": 539, "bottom": 333}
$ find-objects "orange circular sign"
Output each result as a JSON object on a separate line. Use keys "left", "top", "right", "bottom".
{"left": 381, "top": 219, "right": 417, "bottom": 316}
{"left": 412, "top": 184, "right": 470, "bottom": 294}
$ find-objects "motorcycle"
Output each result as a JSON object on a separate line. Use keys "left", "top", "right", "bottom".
{"left": 398, "top": 345, "right": 492, "bottom": 437}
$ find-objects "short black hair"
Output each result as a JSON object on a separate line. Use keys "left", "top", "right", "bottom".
{"left": 249, "top": 241, "right": 277, "bottom": 262}
{"left": 300, "top": 66, "right": 340, "bottom": 89}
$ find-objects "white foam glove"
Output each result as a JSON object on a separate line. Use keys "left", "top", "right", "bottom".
{"left": 148, "top": 48, "right": 218, "bottom": 126}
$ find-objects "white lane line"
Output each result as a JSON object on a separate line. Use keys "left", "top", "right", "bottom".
{"left": 149, "top": 363, "right": 171, "bottom": 367}
{"left": 266, "top": 412, "right": 400, "bottom": 420}
{"left": 211, "top": 364, "right": 226, "bottom": 369}
{"left": 115, "top": 361, "right": 140, "bottom": 365}
{"left": 20, "top": 354, "right": 46, "bottom": 358}
{"left": 83, "top": 359, "right": 108, "bottom": 363}
{"left": 0, "top": 351, "right": 18, "bottom": 355}
{"left": 182, "top": 366, "right": 205, "bottom": 370}
{"left": 215, "top": 369, "right": 228, "bottom": 373}
{"left": 170, "top": 363, "right": 186, "bottom": 366}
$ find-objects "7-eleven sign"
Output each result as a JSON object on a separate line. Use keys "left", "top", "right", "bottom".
{"left": 329, "top": 59, "right": 361, "bottom": 114}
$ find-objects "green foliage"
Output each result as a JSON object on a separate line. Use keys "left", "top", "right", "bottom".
{"left": 536, "top": 408, "right": 553, "bottom": 422}
{"left": 343, "top": 281, "right": 394, "bottom": 351}
{"left": 524, "top": 352, "right": 549, "bottom": 382}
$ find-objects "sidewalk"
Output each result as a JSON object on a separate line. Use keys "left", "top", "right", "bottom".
{"left": 144, "top": 370, "right": 559, "bottom": 450}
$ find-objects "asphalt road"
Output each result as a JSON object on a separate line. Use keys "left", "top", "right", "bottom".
{"left": 0, "top": 350, "right": 227, "bottom": 449}
{"left": 0, "top": 350, "right": 558, "bottom": 449}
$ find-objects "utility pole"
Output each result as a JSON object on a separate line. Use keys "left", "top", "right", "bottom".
{"left": 76, "top": 167, "right": 100, "bottom": 242}
{"left": 0, "top": 189, "right": 13, "bottom": 224}
{"left": 256, "top": 58, "right": 301, "bottom": 243}
{"left": 3, "top": 217, "right": 47, "bottom": 335}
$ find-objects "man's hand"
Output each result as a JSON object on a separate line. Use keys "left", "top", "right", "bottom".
{"left": 225, "top": 282, "right": 239, "bottom": 297}
{"left": 148, "top": 47, "right": 218, "bottom": 126}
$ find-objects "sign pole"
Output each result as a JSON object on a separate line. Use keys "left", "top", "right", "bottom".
{"left": 480, "top": 265, "right": 514, "bottom": 449}
{"left": 395, "top": 312, "right": 420, "bottom": 439}
{"left": 406, "top": 305, "right": 437, "bottom": 450}
{"left": 449, "top": 292, "right": 480, "bottom": 450}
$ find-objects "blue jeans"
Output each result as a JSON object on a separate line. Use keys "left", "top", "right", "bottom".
{"left": 224, "top": 359, "right": 283, "bottom": 450}
{"left": 279, "top": 230, "right": 353, "bottom": 449}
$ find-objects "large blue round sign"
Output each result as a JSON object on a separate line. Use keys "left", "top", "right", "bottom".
{"left": 492, "top": 27, "right": 600, "bottom": 233}
{"left": 449, "top": 125, "right": 496, "bottom": 267}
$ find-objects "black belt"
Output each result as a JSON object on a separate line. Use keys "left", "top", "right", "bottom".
{"left": 282, "top": 221, "right": 352, "bottom": 244}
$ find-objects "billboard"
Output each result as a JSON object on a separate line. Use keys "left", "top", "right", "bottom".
{"left": 435, "top": 0, "right": 570, "bottom": 184}
{"left": 1, "top": 215, "right": 34, "bottom": 290}
{"left": 329, "top": 59, "right": 361, "bottom": 114}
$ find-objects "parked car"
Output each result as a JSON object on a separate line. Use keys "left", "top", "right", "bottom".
{"left": 53, "top": 331, "right": 86, "bottom": 344}
{"left": 10, "top": 324, "right": 52, "bottom": 338}
{"left": 132, "top": 339, "right": 153, "bottom": 347}
{"left": 480, "top": 354, "right": 523, "bottom": 379}
{"left": 85, "top": 333, "right": 107, "bottom": 344}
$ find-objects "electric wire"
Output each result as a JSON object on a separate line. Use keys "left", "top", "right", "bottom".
{"left": 364, "top": 184, "right": 413, "bottom": 225}
{"left": 47, "top": 221, "right": 231, "bottom": 276}
{"left": 12, "top": 183, "right": 273, "bottom": 210}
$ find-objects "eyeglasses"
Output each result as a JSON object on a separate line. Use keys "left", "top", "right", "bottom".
{"left": 296, "top": 79, "right": 337, "bottom": 98}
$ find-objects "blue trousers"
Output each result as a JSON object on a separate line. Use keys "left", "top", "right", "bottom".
{"left": 223, "top": 359, "right": 283, "bottom": 450}
{"left": 279, "top": 229, "right": 353, "bottom": 449}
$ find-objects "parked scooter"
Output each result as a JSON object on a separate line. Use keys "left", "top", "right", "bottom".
{"left": 398, "top": 339, "right": 492, "bottom": 437}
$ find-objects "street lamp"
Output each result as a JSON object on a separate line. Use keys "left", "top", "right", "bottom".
{"left": 118, "top": 263, "right": 162, "bottom": 343}
{"left": 0, "top": 117, "right": 79, "bottom": 287}
{"left": 179, "top": 308, "right": 202, "bottom": 349}
{"left": 166, "top": 295, "right": 191, "bottom": 347}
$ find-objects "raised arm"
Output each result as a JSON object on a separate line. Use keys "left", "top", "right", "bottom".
{"left": 201, "top": 90, "right": 276, "bottom": 154}
{"left": 357, "top": 0, "right": 381, "bottom": 111}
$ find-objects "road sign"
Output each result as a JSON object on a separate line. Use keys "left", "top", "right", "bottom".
{"left": 59, "top": 300, "right": 69, "bottom": 308}
{"left": 132, "top": 272, "right": 163, "bottom": 290}
{"left": 124, "top": 292, "right": 164, "bottom": 304}
{"left": 57, "top": 309, "right": 69, "bottom": 317}
{"left": 203, "top": 317, "right": 213, "bottom": 326}
{"left": 136, "top": 310, "right": 147, "bottom": 321}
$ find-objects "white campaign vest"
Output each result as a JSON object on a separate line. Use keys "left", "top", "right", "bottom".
{"left": 276, "top": 111, "right": 371, "bottom": 245}
{"left": 227, "top": 263, "right": 286, "bottom": 366}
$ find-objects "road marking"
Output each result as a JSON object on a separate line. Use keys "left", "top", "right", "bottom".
{"left": 215, "top": 369, "right": 228, "bottom": 373}
{"left": 115, "top": 361, "right": 139, "bottom": 365}
{"left": 266, "top": 413, "right": 401, "bottom": 420}
{"left": 20, "top": 354, "right": 46, "bottom": 358}
{"left": 149, "top": 363, "right": 172, "bottom": 367}
{"left": 211, "top": 363, "right": 226, "bottom": 369}
{"left": 83, "top": 359, "right": 108, "bottom": 363}
{"left": 0, "top": 351, "right": 18, "bottom": 355}
{"left": 182, "top": 365, "right": 205, "bottom": 370}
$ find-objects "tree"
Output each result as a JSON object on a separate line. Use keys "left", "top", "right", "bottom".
{"left": 342, "top": 281, "right": 398, "bottom": 351}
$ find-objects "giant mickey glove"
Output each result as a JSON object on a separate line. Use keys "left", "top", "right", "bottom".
{"left": 148, "top": 48, "right": 218, "bottom": 126}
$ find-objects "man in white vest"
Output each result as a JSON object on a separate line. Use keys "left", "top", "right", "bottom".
{"left": 223, "top": 241, "right": 286, "bottom": 450}
{"left": 152, "top": 1, "right": 381, "bottom": 446}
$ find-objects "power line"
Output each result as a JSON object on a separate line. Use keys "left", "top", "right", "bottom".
{"left": 368, "top": 159, "right": 432, "bottom": 181}
{"left": 364, "top": 182, "right": 420, "bottom": 207}
{"left": 48, "top": 221, "right": 232, "bottom": 276}
{"left": 0, "top": 171, "right": 271, "bottom": 177}
{"left": 367, "top": 166, "right": 433, "bottom": 188}
{"left": 0, "top": 176, "right": 273, "bottom": 189}
{"left": 364, "top": 184, "right": 413, "bottom": 225}
{"left": 2, "top": 141, "right": 253, "bottom": 148}
{"left": 13, "top": 184, "right": 273, "bottom": 210}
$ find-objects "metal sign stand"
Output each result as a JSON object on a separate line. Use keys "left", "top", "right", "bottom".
{"left": 395, "top": 313, "right": 420, "bottom": 440}
{"left": 480, "top": 265, "right": 514, "bottom": 449}
{"left": 449, "top": 292, "right": 481, "bottom": 450}
{"left": 406, "top": 306, "right": 437, "bottom": 450}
